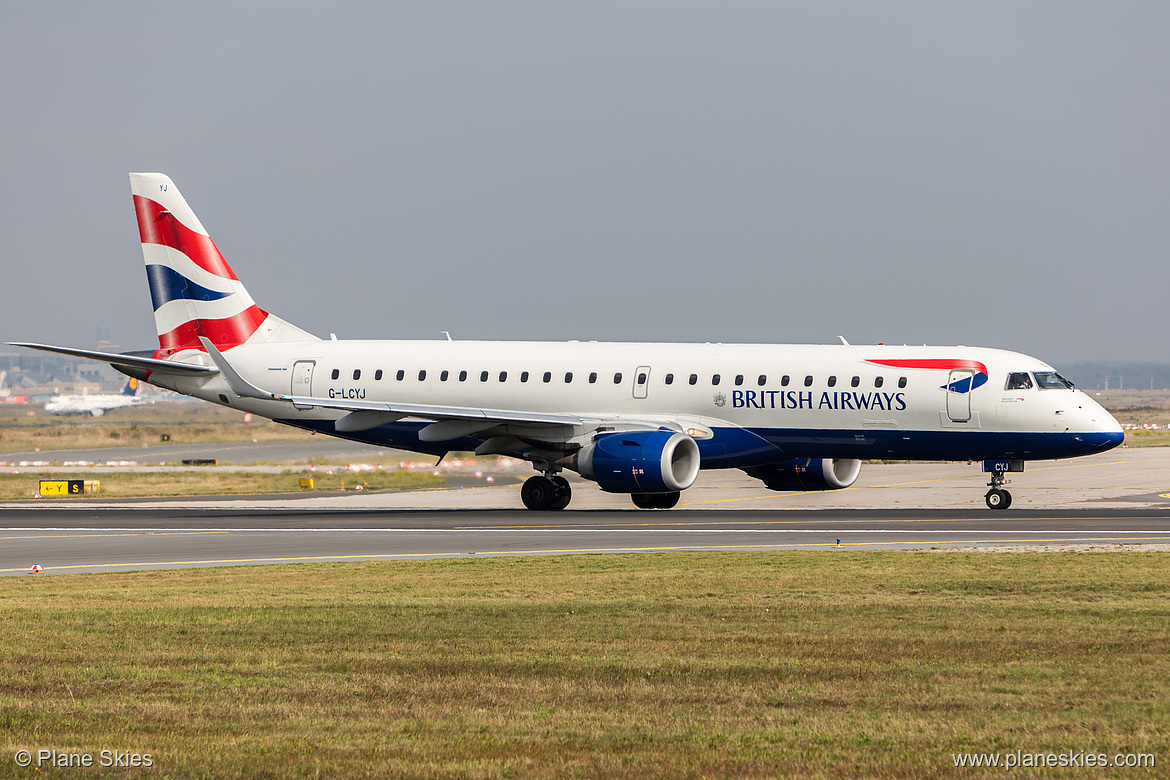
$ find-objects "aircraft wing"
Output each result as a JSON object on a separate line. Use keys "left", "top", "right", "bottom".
{"left": 8, "top": 342, "right": 218, "bottom": 376}
{"left": 280, "top": 394, "right": 586, "bottom": 426}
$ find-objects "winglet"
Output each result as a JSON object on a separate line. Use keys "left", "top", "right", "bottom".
{"left": 198, "top": 337, "right": 277, "bottom": 400}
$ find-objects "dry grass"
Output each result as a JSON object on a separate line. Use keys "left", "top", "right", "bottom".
{"left": 0, "top": 401, "right": 329, "bottom": 457}
{"left": 1123, "top": 430, "right": 1170, "bottom": 448}
{"left": 1096, "top": 389, "right": 1170, "bottom": 425}
{"left": 1, "top": 552, "right": 1167, "bottom": 778}
{"left": 0, "top": 469, "right": 444, "bottom": 500}
{"left": 0, "top": 420, "right": 313, "bottom": 456}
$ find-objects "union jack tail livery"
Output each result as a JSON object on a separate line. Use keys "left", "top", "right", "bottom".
{"left": 129, "top": 173, "right": 317, "bottom": 355}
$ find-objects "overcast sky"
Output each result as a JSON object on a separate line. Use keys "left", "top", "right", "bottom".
{"left": 2, "top": 2, "right": 1167, "bottom": 365}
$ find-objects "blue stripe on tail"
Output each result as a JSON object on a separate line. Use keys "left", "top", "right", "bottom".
{"left": 145, "top": 265, "right": 232, "bottom": 311}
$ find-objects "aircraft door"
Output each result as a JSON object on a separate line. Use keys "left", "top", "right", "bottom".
{"left": 633, "top": 366, "right": 651, "bottom": 399}
{"left": 291, "top": 361, "right": 315, "bottom": 410}
{"left": 945, "top": 369, "right": 973, "bottom": 422}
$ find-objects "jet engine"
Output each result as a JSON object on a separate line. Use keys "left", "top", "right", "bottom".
{"left": 568, "top": 430, "right": 701, "bottom": 494}
{"left": 744, "top": 458, "right": 862, "bottom": 491}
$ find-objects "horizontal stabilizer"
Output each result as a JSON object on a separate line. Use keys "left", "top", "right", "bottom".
{"left": 7, "top": 342, "right": 218, "bottom": 375}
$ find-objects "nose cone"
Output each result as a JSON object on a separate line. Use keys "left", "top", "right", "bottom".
{"left": 1084, "top": 429, "right": 1125, "bottom": 452}
{"left": 1081, "top": 399, "right": 1124, "bottom": 452}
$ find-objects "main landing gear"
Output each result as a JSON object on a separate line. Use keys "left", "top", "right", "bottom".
{"left": 519, "top": 477, "right": 681, "bottom": 511}
{"left": 985, "top": 473, "right": 1012, "bottom": 510}
{"left": 521, "top": 475, "right": 572, "bottom": 511}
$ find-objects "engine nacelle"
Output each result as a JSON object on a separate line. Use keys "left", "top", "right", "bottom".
{"left": 570, "top": 430, "right": 701, "bottom": 494}
{"left": 745, "top": 458, "right": 862, "bottom": 491}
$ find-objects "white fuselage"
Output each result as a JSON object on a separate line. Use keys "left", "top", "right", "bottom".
{"left": 146, "top": 339, "right": 1123, "bottom": 468}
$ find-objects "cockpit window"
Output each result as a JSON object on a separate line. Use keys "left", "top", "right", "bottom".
{"left": 1034, "top": 371, "right": 1075, "bottom": 390}
{"left": 1005, "top": 372, "right": 1033, "bottom": 390}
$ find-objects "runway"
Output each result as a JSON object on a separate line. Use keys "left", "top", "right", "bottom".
{"left": 4, "top": 449, "right": 1169, "bottom": 575}
{"left": 4, "top": 506, "right": 1170, "bottom": 575}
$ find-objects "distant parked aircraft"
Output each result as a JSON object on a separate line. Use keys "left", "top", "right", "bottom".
{"left": 43, "top": 378, "right": 148, "bottom": 417}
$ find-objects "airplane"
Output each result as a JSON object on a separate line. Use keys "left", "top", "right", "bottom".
{"left": 43, "top": 377, "right": 149, "bottom": 417}
{"left": 11, "top": 173, "right": 1124, "bottom": 510}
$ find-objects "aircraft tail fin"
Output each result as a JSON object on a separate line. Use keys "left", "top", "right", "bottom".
{"left": 122, "top": 378, "right": 138, "bottom": 397}
{"left": 129, "top": 173, "right": 318, "bottom": 355}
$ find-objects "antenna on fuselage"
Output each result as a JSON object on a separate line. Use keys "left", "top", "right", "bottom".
{"left": 838, "top": 336, "right": 850, "bottom": 346}
{"left": 441, "top": 331, "right": 453, "bottom": 341}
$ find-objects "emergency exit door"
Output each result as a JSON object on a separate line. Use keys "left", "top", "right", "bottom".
{"left": 291, "top": 361, "right": 315, "bottom": 410}
{"left": 633, "top": 366, "right": 651, "bottom": 399}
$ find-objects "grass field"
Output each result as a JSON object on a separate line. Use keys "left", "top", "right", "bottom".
{"left": 0, "top": 418, "right": 312, "bottom": 456}
{"left": 1121, "top": 430, "right": 1170, "bottom": 448}
{"left": 2, "top": 553, "right": 1166, "bottom": 778}
{"left": 0, "top": 469, "right": 445, "bottom": 501}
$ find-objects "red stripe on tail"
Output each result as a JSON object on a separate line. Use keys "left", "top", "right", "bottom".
{"left": 154, "top": 305, "right": 269, "bottom": 355}
{"left": 133, "top": 194, "right": 240, "bottom": 281}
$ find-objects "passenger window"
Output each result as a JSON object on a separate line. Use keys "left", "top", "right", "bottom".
{"left": 396, "top": 370, "right": 405, "bottom": 381}
{"left": 565, "top": 372, "right": 573, "bottom": 383}
{"left": 827, "top": 376, "right": 837, "bottom": 388}
{"left": 637, "top": 372, "right": 647, "bottom": 384}
{"left": 374, "top": 369, "right": 383, "bottom": 381}
{"left": 665, "top": 373, "right": 674, "bottom": 385}
{"left": 875, "top": 376, "right": 884, "bottom": 389}
{"left": 543, "top": 372, "right": 552, "bottom": 383}
{"left": 499, "top": 371, "right": 508, "bottom": 382}
{"left": 520, "top": 371, "right": 529, "bottom": 383}
{"left": 689, "top": 374, "right": 698, "bottom": 385}
{"left": 804, "top": 375, "right": 813, "bottom": 387}
{"left": 781, "top": 375, "right": 790, "bottom": 387}
{"left": 418, "top": 370, "right": 426, "bottom": 381}
{"left": 614, "top": 372, "right": 623, "bottom": 384}
{"left": 353, "top": 369, "right": 361, "bottom": 380}
{"left": 459, "top": 370, "right": 467, "bottom": 382}
{"left": 331, "top": 369, "right": 340, "bottom": 380}
{"left": 1006, "top": 372, "right": 1033, "bottom": 390}
{"left": 757, "top": 375, "right": 766, "bottom": 386}
{"left": 734, "top": 375, "right": 744, "bottom": 386}
{"left": 850, "top": 376, "right": 859, "bottom": 388}
{"left": 481, "top": 371, "right": 489, "bottom": 382}
{"left": 589, "top": 372, "right": 598, "bottom": 384}
{"left": 898, "top": 377, "right": 907, "bottom": 388}
{"left": 440, "top": 370, "right": 449, "bottom": 381}
{"left": 712, "top": 374, "right": 721, "bottom": 386}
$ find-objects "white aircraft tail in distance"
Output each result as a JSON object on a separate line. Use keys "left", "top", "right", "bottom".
{"left": 11, "top": 173, "right": 1124, "bottom": 510}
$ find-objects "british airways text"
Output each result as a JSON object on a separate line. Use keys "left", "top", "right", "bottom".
{"left": 732, "top": 390, "right": 906, "bottom": 411}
